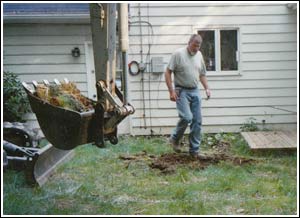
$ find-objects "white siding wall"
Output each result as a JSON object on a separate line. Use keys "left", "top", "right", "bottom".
{"left": 127, "top": 3, "right": 297, "bottom": 135}
{"left": 3, "top": 23, "right": 92, "bottom": 127}
{"left": 3, "top": 3, "right": 297, "bottom": 135}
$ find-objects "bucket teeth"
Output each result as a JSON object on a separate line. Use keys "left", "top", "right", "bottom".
{"left": 43, "top": 80, "right": 50, "bottom": 86}
{"left": 53, "top": 79, "right": 61, "bottom": 85}
{"left": 64, "top": 78, "right": 69, "bottom": 84}
{"left": 32, "top": 80, "right": 38, "bottom": 88}
{"left": 22, "top": 82, "right": 34, "bottom": 93}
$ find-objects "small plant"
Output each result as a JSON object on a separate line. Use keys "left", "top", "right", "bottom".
{"left": 202, "top": 132, "right": 236, "bottom": 148}
{"left": 202, "top": 133, "right": 222, "bottom": 147}
{"left": 3, "top": 71, "right": 31, "bottom": 122}
{"left": 240, "top": 117, "right": 259, "bottom": 132}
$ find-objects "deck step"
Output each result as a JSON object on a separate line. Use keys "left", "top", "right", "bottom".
{"left": 241, "top": 131, "right": 297, "bottom": 149}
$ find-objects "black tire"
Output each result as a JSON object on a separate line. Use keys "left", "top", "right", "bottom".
{"left": 109, "top": 136, "right": 118, "bottom": 145}
{"left": 3, "top": 127, "right": 33, "bottom": 147}
{"left": 95, "top": 140, "right": 106, "bottom": 148}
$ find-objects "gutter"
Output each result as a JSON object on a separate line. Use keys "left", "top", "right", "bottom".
{"left": 3, "top": 14, "right": 90, "bottom": 24}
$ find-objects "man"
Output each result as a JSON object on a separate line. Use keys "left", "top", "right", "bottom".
{"left": 165, "top": 34, "right": 211, "bottom": 158}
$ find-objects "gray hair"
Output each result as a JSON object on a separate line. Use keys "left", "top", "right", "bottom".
{"left": 188, "top": 34, "right": 202, "bottom": 44}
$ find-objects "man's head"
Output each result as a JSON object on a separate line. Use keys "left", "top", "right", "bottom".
{"left": 187, "top": 34, "right": 202, "bottom": 56}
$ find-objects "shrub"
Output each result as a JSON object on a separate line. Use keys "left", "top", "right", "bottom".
{"left": 240, "top": 117, "right": 259, "bottom": 132}
{"left": 3, "top": 71, "right": 31, "bottom": 122}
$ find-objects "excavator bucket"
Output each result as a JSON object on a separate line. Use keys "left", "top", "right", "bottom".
{"left": 22, "top": 81, "right": 95, "bottom": 150}
{"left": 22, "top": 79, "right": 134, "bottom": 150}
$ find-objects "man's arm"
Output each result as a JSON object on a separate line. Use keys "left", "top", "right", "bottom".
{"left": 165, "top": 68, "right": 178, "bottom": 101}
{"left": 200, "top": 75, "right": 211, "bottom": 99}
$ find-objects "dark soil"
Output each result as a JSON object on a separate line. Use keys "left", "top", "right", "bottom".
{"left": 119, "top": 149, "right": 254, "bottom": 174}
{"left": 149, "top": 152, "right": 254, "bottom": 174}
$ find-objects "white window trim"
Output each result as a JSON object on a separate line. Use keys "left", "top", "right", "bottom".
{"left": 195, "top": 26, "right": 241, "bottom": 77}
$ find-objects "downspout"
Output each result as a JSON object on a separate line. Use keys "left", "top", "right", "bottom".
{"left": 119, "top": 3, "right": 129, "bottom": 104}
{"left": 138, "top": 3, "right": 146, "bottom": 129}
{"left": 119, "top": 3, "right": 134, "bottom": 135}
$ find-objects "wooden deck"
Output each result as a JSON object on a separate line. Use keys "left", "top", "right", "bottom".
{"left": 241, "top": 131, "right": 297, "bottom": 149}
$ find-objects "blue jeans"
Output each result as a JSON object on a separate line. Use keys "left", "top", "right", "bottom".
{"left": 171, "top": 88, "right": 202, "bottom": 154}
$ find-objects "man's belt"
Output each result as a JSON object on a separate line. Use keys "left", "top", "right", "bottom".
{"left": 175, "top": 85, "right": 197, "bottom": 90}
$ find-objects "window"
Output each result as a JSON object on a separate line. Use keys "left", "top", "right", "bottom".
{"left": 198, "top": 30, "right": 215, "bottom": 71}
{"left": 198, "top": 29, "right": 239, "bottom": 73}
{"left": 220, "top": 30, "right": 238, "bottom": 71}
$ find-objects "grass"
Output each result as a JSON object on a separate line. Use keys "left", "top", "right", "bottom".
{"left": 2, "top": 133, "right": 298, "bottom": 215}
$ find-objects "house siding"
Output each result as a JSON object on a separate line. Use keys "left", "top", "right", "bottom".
{"left": 127, "top": 3, "right": 297, "bottom": 135}
{"left": 3, "top": 23, "right": 92, "bottom": 127}
{"left": 3, "top": 3, "right": 297, "bottom": 135}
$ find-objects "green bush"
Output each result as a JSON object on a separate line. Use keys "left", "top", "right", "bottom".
{"left": 240, "top": 117, "right": 259, "bottom": 132}
{"left": 3, "top": 71, "right": 31, "bottom": 122}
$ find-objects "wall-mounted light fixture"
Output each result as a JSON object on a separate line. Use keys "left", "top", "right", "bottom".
{"left": 71, "top": 47, "right": 80, "bottom": 57}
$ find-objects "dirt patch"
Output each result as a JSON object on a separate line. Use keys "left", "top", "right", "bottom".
{"left": 119, "top": 150, "right": 254, "bottom": 174}
{"left": 149, "top": 152, "right": 253, "bottom": 174}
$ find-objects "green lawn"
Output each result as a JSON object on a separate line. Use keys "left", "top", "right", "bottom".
{"left": 3, "top": 133, "right": 298, "bottom": 215}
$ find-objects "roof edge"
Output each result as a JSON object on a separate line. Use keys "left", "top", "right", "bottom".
{"left": 3, "top": 14, "right": 90, "bottom": 24}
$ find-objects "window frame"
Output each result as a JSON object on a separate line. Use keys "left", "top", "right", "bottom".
{"left": 195, "top": 26, "right": 241, "bottom": 77}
